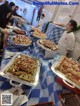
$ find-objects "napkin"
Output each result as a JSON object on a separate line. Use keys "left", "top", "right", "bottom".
{"left": 0, "top": 87, "right": 28, "bottom": 106}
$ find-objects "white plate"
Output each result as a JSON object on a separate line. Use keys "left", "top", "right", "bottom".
{"left": 7, "top": 25, "right": 20, "bottom": 30}
{"left": 9, "top": 36, "right": 32, "bottom": 47}
{"left": 37, "top": 40, "right": 58, "bottom": 58}
{"left": 6, "top": 29, "right": 13, "bottom": 33}
{"left": 37, "top": 40, "right": 58, "bottom": 51}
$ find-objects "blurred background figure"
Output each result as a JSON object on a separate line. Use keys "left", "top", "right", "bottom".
{"left": 17, "top": 8, "right": 23, "bottom": 16}
{"left": 0, "top": 3, "right": 12, "bottom": 50}
{"left": 9, "top": 2, "right": 15, "bottom": 11}
{"left": 8, "top": 2, "right": 15, "bottom": 25}
{"left": 37, "top": 14, "right": 45, "bottom": 31}
{"left": 4, "top": 0, "right": 9, "bottom": 5}
{"left": 0, "top": 3, "right": 12, "bottom": 28}
{"left": 13, "top": 6, "right": 22, "bottom": 17}
{"left": 8, "top": 2, "right": 25, "bottom": 26}
{"left": 21, "top": 8, "right": 27, "bottom": 20}
{"left": 36, "top": 6, "right": 43, "bottom": 21}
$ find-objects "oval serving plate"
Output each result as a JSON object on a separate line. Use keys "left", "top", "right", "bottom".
{"left": 9, "top": 35, "right": 32, "bottom": 47}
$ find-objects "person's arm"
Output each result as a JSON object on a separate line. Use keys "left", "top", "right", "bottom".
{"left": 0, "top": 27, "right": 9, "bottom": 34}
{"left": 13, "top": 11, "right": 22, "bottom": 18}
{"left": 12, "top": 15, "right": 25, "bottom": 22}
{"left": 0, "top": 27, "right": 2, "bottom": 32}
{"left": 12, "top": 15, "right": 31, "bottom": 25}
{"left": 0, "top": 27, "right": 10, "bottom": 48}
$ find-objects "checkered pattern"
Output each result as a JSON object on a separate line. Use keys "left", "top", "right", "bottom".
{"left": 1, "top": 53, "right": 64, "bottom": 106}
{"left": 46, "top": 23, "right": 65, "bottom": 44}
{"left": 0, "top": 26, "right": 69, "bottom": 106}
{"left": 41, "top": 22, "right": 48, "bottom": 33}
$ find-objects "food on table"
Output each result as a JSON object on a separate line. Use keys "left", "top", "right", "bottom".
{"left": 12, "top": 35, "right": 31, "bottom": 46}
{"left": 31, "top": 26, "right": 38, "bottom": 30}
{"left": 55, "top": 56, "right": 80, "bottom": 86}
{"left": 39, "top": 40, "right": 58, "bottom": 51}
{"left": 4, "top": 54, "right": 38, "bottom": 83}
{"left": 13, "top": 29, "right": 26, "bottom": 35}
{"left": 32, "top": 29, "right": 46, "bottom": 39}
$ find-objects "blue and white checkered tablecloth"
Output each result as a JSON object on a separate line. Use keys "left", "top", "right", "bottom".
{"left": 0, "top": 26, "right": 69, "bottom": 106}
{"left": 46, "top": 23, "right": 65, "bottom": 44}
{"left": 1, "top": 51, "right": 64, "bottom": 106}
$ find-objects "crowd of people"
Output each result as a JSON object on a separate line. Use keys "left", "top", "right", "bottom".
{"left": 0, "top": 0, "right": 28, "bottom": 51}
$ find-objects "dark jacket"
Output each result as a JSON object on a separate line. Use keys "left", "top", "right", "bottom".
{"left": 0, "top": 4, "right": 12, "bottom": 28}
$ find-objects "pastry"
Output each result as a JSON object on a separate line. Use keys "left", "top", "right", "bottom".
{"left": 5, "top": 54, "right": 38, "bottom": 83}
{"left": 39, "top": 40, "right": 58, "bottom": 51}
{"left": 12, "top": 35, "right": 31, "bottom": 46}
{"left": 55, "top": 56, "right": 80, "bottom": 86}
{"left": 32, "top": 29, "right": 46, "bottom": 38}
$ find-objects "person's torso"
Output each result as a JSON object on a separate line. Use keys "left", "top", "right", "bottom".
{"left": 58, "top": 31, "right": 75, "bottom": 47}
{"left": 38, "top": 19, "right": 44, "bottom": 30}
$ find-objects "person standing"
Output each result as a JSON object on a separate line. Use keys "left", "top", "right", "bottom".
{"left": 21, "top": 8, "right": 27, "bottom": 20}
{"left": 36, "top": 6, "right": 43, "bottom": 21}
{"left": 0, "top": 3, "right": 12, "bottom": 50}
{"left": 37, "top": 14, "right": 45, "bottom": 31}
{"left": 58, "top": 19, "right": 77, "bottom": 58}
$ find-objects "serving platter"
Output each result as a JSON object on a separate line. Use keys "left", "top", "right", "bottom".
{"left": 9, "top": 35, "right": 32, "bottom": 47}
{"left": 51, "top": 56, "right": 80, "bottom": 89}
{"left": 7, "top": 25, "right": 20, "bottom": 30}
{"left": 0, "top": 53, "right": 40, "bottom": 86}
{"left": 37, "top": 39, "right": 58, "bottom": 51}
{"left": 32, "top": 29, "right": 47, "bottom": 39}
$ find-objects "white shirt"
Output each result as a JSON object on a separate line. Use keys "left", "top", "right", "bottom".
{"left": 58, "top": 31, "right": 75, "bottom": 50}
{"left": 37, "top": 18, "right": 44, "bottom": 31}
{"left": 71, "top": 30, "right": 80, "bottom": 59}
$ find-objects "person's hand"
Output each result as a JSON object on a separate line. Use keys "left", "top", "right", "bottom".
{"left": 21, "top": 19, "right": 26, "bottom": 23}
{"left": 1, "top": 28, "right": 9, "bottom": 34}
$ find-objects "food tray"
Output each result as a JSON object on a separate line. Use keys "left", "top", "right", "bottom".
{"left": 9, "top": 35, "right": 32, "bottom": 47}
{"left": 31, "top": 26, "right": 39, "bottom": 30}
{"left": 37, "top": 40, "right": 58, "bottom": 58}
{"left": 0, "top": 53, "right": 40, "bottom": 86}
{"left": 51, "top": 56, "right": 80, "bottom": 89}
{"left": 32, "top": 29, "right": 47, "bottom": 39}
{"left": 37, "top": 40, "right": 58, "bottom": 51}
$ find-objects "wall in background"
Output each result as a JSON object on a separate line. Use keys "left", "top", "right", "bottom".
{"left": 38, "top": 0, "right": 80, "bottom": 25}
{"left": 38, "top": 0, "right": 58, "bottom": 22}
{"left": 4, "top": 0, "right": 80, "bottom": 26}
